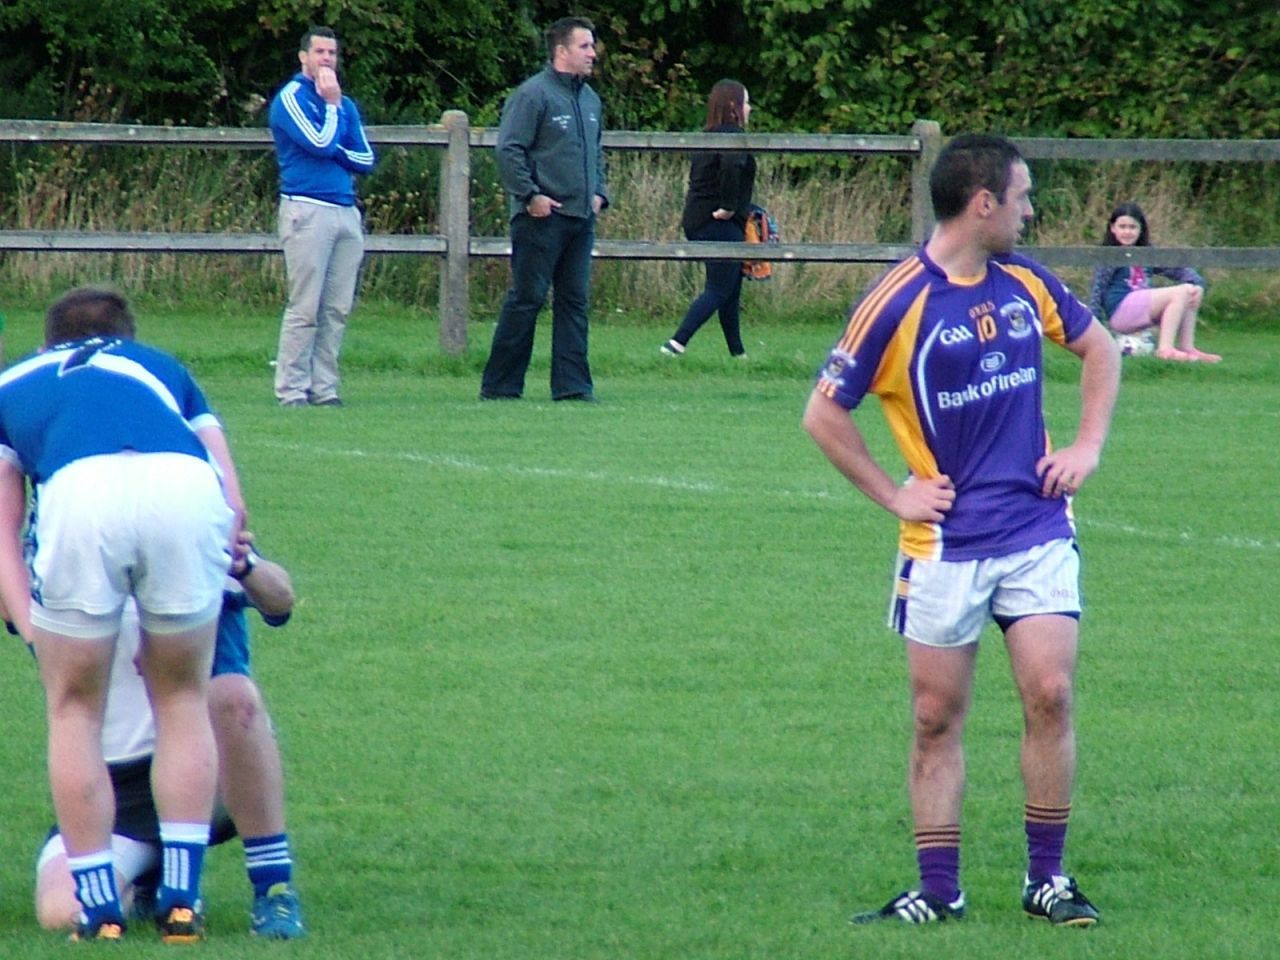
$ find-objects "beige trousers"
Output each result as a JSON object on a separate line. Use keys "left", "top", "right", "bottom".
{"left": 274, "top": 199, "right": 364, "bottom": 403}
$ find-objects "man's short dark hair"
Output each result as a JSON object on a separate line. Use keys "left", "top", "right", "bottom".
{"left": 45, "top": 287, "right": 137, "bottom": 346}
{"left": 300, "top": 25, "right": 338, "bottom": 52}
{"left": 545, "top": 17, "right": 595, "bottom": 59}
{"left": 930, "top": 134, "right": 1025, "bottom": 222}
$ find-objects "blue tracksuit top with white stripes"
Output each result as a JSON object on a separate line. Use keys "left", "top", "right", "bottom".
{"left": 269, "top": 72, "right": 377, "bottom": 205}
{"left": 0, "top": 337, "right": 220, "bottom": 484}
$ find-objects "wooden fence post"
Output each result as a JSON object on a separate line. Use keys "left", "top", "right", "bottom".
{"left": 438, "top": 110, "right": 470, "bottom": 355}
{"left": 910, "top": 119, "right": 942, "bottom": 244}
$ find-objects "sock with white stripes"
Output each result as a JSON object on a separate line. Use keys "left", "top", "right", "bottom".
{"left": 156, "top": 822, "right": 210, "bottom": 915}
{"left": 67, "top": 850, "right": 125, "bottom": 929}
{"left": 244, "top": 833, "right": 294, "bottom": 896}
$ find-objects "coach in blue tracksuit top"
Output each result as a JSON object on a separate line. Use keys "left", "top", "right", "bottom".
{"left": 480, "top": 16, "right": 610, "bottom": 402}
{"left": 269, "top": 25, "right": 376, "bottom": 408}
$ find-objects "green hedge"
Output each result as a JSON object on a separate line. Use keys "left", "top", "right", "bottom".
{"left": 1, "top": 1, "right": 1276, "bottom": 137}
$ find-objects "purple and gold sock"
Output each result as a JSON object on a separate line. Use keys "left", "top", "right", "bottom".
{"left": 1025, "top": 802, "right": 1070, "bottom": 880}
{"left": 915, "top": 825, "right": 962, "bottom": 902}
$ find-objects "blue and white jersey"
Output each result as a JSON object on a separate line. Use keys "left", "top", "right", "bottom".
{"left": 0, "top": 337, "right": 220, "bottom": 484}
{"left": 269, "top": 72, "right": 377, "bottom": 206}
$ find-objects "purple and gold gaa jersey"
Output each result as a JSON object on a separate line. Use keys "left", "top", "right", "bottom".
{"left": 817, "top": 248, "right": 1096, "bottom": 562}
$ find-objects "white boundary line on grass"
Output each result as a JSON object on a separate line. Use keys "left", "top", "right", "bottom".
{"left": 250, "top": 440, "right": 1279, "bottom": 553}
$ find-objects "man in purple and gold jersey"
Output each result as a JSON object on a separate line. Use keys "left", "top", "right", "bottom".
{"left": 804, "top": 135, "right": 1120, "bottom": 927}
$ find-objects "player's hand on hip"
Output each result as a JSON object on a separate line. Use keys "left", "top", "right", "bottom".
{"left": 891, "top": 474, "right": 955, "bottom": 522}
{"left": 1036, "top": 445, "right": 1100, "bottom": 498}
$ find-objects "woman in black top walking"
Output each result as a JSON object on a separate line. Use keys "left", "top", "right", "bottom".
{"left": 661, "top": 80, "right": 756, "bottom": 358}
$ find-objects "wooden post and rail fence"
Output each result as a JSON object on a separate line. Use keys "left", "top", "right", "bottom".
{"left": 1, "top": 116, "right": 1278, "bottom": 355}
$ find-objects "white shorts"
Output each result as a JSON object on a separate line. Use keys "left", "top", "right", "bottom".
{"left": 29, "top": 452, "right": 233, "bottom": 639}
{"left": 887, "top": 538, "right": 1081, "bottom": 648}
{"left": 36, "top": 832, "right": 158, "bottom": 885}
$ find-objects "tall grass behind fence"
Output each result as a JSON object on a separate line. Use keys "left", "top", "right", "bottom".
{"left": 588, "top": 153, "right": 915, "bottom": 323}
{"left": 1027, "top": 159, "right": 1280, "bottom": 322}
{"left": 1, "top": 145, "right": 281, "bottom": 300}
{"left": 2, "top": 141, "right": 1279, "bottom": 322}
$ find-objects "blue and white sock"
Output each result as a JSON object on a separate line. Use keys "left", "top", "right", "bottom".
{"left": 157, "top": 822, "right": 210, "bottom": 914}
{"left": 244, "top": 833, "right": 293, "bottom": 896}
{"left": 67, "top": 850, "right": 124, "bottom": 928}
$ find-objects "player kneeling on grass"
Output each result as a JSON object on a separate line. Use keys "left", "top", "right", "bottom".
{"left": 29, "top": 535, "right": 307, "bottom": 941}
{"left": 0, "top": 286, "right": 247, "bottom": 942}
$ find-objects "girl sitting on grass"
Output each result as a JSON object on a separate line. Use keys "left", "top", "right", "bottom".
{"left": 1088, "top": 201, "right": 1221, "bottom": 363}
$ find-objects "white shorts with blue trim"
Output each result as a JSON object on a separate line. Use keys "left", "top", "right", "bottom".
{"left": 887, "top": 538, "right": 1081, "bottom": 648}
{"left": 29, "top": 452, "right": 233, "bottom": 639}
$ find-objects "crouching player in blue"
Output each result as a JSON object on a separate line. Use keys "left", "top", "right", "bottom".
{"left": 32, "top": 532, "right": 306, "bottom": 939}
{"left": 0, "top": 286, "right": 245, "bottom": 942}
{"left": 804, "top": 136, "right": 1120, "bottom": 926}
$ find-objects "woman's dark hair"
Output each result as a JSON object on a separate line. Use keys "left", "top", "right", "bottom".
{"left": 1103, "top": 202, "right": 1151, "bottom": 246}
{"left": 704, "top": 80, "right": 747, "bottom": 131}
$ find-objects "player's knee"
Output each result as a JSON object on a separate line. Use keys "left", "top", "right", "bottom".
{"left": 912, "top": 694, "right": 964, "bottom": 743}
{"left": 1024, "top": 675, "right": 1074, "bottom": 727}
{"left": 208, "top": 676, "right": 267, "bottom": 732}
{"left": 36, "top": 892, "right": 78, "bottom": 931}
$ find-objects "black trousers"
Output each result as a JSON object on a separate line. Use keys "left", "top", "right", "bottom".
{"left": 482, "top": 212, "right": 596, "bottom": 399}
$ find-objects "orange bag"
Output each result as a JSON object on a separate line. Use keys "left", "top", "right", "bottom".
{"left": 742, "top": 205, "right": 778, "bottom": 281}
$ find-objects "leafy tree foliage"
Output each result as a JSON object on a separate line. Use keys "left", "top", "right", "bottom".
{"left": 0, "top": 0, "right": 552, "bottom": 124}
{"left": 0, "top": 0, "right": 1277, "bottom": 137}
{"left": 588, "top": 0, "right": 1280, "bottom": 137}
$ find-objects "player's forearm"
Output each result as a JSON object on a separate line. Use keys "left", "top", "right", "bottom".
{"left": 241, "top": 559, "right": 295, "bottom": 618}
{"left": 0, "top": 465, "right": 31, "bottom": 637}
{"left": 803, "top": 391, "right": 901, "bottom": 512}
{"left": 1073, "top": 323, "right": 1121, "bottom": 453}
{"left": 196, "top": 426, "right": 247, "bottom": 526}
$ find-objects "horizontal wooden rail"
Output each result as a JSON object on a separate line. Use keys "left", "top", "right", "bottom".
{"left": 6, "top": 231, "right": 1272, "bottom": 270}
{"left": 7, "top": 120, "right": 1276, "bottom": 160}
{"left": 1014, "top": 137, "right": 1280, "bottom": 163}
{"left": 0, "top": 120, "right": 920, "bottom": 155}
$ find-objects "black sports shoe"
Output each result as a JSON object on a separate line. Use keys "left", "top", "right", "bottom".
{"left": 851, "top": 889, "right": 966, "bottom": 924}
{"left": 70, "top": 915, "right": 126, "bottom": 942}
{"left": 128, "top": 882, "right": 158, "bottom": 925}
{"left": 156, "top": 902, "right": 206, "bottom": 943}
{"left": 1022, "top": 874, "right": 1099, "bottom": 926}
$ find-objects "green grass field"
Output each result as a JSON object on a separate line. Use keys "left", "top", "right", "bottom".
{"left": 0, "top": 297, "right": 1275, "bottom": 959}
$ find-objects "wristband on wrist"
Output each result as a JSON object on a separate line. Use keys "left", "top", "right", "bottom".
{"left": 231, "top": 550, "right": 260, "bottom": 581}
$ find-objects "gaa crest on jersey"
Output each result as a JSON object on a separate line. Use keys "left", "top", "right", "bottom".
{"left": 999, "top": 299, "right": 1036, "bottom": 339}
{"left": 821, "top": 349, "right": 855, "bottom": 385}
{"left": 939, "top": 324, "right": 975, "bottom": 347}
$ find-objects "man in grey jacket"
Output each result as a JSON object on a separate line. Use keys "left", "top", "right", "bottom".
{"left": 480, "top": 16, "right": 609, "bottom": 402}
